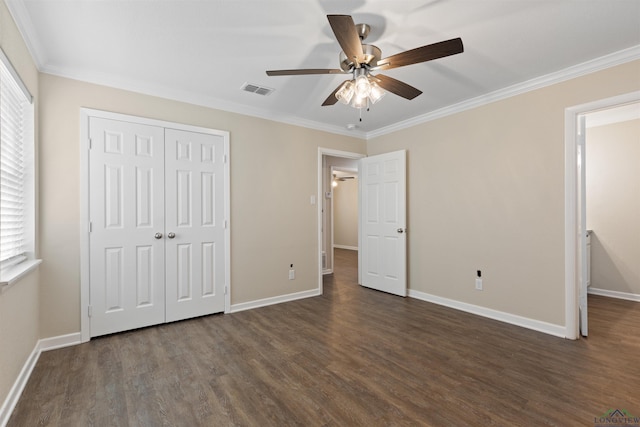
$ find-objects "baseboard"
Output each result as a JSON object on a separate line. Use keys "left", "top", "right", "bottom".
{"left": 408, "top": 289, "right": 567, "bottom": 338}
{"left": 588, "top": 287, "right": 640, "bottom": 302}
{"left": 229, "top": 288, "right": 321, "bottom": 313}
{"left": 0, "top": 332, "right": 81, "bottom": 427}
{"left": 0, "top": 345, "right": 39, "bottom": 427}
{"left": 333, "top": 245, "right": 358, "bottom": 251}
{"left": 37, "top": 332, "right": 82, "bottom": 352}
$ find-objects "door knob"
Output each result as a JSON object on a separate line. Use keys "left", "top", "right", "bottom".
{"left": 154, "top": 232, "right": 163, "bottom": 239}
{"left": 397, "top": 228, "right": 405, "bottom": 234}
{"left": 167, "top": 232, "right": 176, "bottom": 239}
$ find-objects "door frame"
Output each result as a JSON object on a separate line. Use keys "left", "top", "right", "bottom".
{"left": 563, "top": 90, "right": 640, "bottom": 339}
{"left": 80, "top": 108, "right": 230, "bottom": 343}
{"left": 317, "top": 148, "right": 366, "bottom": 293}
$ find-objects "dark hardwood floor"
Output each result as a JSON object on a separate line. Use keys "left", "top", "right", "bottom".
{"left": 8, "top": 249, "right": 640, "bottom": 426}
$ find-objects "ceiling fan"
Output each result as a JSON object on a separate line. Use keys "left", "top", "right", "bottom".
{"left": 266, "top": 14, "right": 463, "bottom": 111}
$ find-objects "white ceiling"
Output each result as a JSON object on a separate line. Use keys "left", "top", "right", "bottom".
{"left": 7, "top": 0, "right": 640, "bottom": 138}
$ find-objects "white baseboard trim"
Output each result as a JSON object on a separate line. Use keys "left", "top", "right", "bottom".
{"left": 0, "top": 332, "right": 81, "bottom": 427}
{"left": 588, "top": 287, "right": 640, "bottom": 302}
{"left": 37, "top": 333, "right": 82, "bottom": 352}
{"left": 408, "top": 289, "right": 567, "bottom": 338}
{"left": 229, "top": 288, "right": 321, "bottom": 313}
{"left": 333, "top": 245, "right": 358, "bottom": 251}
{"left": 0, "top": 345, "right": 39, "bottom": 427}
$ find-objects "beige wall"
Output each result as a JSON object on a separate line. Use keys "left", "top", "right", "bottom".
{"left": 333, "top": 177, "right": 358, "bottom": 248}
{"left": 38, "top": 73, "right": 366, "bottom": 337}
{"left": 2, "top": 0, "right": 640, "bottom": 409}
{"left": 586, "top": 119, "right": 640, "bottom": 295}
{"left": 0, "top": 0, "right": 40, "bottom": 409}
{"left": 367, "top": 60, "right": 640, "bottom": 326}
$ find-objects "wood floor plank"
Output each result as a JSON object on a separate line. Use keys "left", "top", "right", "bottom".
{"left": 8, "top": 248, "right": 640, "bottom": 426}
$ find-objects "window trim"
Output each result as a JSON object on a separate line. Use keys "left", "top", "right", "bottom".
{"left": 0, "top": 48, "right": 33, "bottom": 102}
{"left": 0, "top": 47, "right": 39, "bottom": 290}
{"left": 0, "top": 259, "right": 42, "bottom": 291}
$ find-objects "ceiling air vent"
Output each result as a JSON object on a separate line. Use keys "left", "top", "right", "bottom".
{"left": 241, "top": 82, "right": 274, "bottom": 96}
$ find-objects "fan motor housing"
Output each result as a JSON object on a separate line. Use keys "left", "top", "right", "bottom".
{"left": 340, "top": 44, "right": 382, "bottom": 71}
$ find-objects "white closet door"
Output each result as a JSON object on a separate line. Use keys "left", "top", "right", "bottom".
{"left": 89, "top": 117, "right": 166, "bottom": 337}
{"left": 164, "top": 128, "right": 226, "bottom": 322}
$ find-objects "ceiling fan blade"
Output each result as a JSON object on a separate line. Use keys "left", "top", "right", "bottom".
{"left": 375, "top": 38, "right": 463, "bottom": 70}
{"left": 327, "top": 15, "right": 365, "bottom": 64}
{"left": 322, "top": 82, "right": 345, "bottom": 106}
{"left": 374, "top": 74, "right": 422, "bottom": 100}
{"left": 266, "top": 69, "right": 346, "bottom": 76}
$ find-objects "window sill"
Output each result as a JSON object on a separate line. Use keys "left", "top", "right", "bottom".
{"left": 0, "top": 259, "right": 42, "bottom": 293}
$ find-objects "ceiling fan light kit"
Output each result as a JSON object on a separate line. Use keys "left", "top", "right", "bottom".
{"left": 266, "top": 14, "right": 464, "bottom": 118}
{"left": 335, "top": 68, "right": 387, "bottom": 109}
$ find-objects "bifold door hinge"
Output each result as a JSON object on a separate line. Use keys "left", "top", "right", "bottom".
{"left": 223, "top": 154, "right": 228, "bottom": 163}
{"left": 225, "top": 286, "right": 228, "bottom": 295}
{"left": 89, "top": 222, "right": 92, "bottom": 232}
{"left": 88, "top": 306, "right": 92, "bottom": 317}
{"left": 89, "top": 138, "right": 92, "bottom": 149}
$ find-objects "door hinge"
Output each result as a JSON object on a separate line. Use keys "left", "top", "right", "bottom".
{"left": 88, "top": 306, "right": 92, "bottom": 317}
{"left": 224, "top": 219, "right": 228, "bottom": 229}
{"left": 89, "top": 138, "right": 92, "bottom": 149}
{"left": 89, "top": 222, "right": 92, "bottom": 232}
{"left": 225, "top": 286, "right": 228, "bottom": 295}
{"left": 223, "top": 154, "right": 227, "bottom": 163}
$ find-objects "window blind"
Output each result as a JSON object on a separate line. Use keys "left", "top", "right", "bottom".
{"left": 0, "top": 54, "right": 30, "bottom": 265}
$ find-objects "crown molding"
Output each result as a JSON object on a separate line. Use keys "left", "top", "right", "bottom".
{"left": 6, "top": 0, "right": 638, "bottom": 141}
{"left": 40, "top": 62, "right": 368, "bottom": 140}
{"left": 4, "top": 0, "right": 47, "bottom": 68}
{"left": 5, "top": 0, "right": 366, "bottom": 140}
{"left": 366, "top": 45, "right": 640, "bottom": 140}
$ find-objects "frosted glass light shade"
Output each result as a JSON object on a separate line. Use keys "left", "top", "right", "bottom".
{"left": 351, "top": 95, "right": 368, "bottom": 109}
{"left": 335, "top": 80, "right": 354, "bottom": 105}
{"left": 354, "top": 75, "right": 371, "bottom": 98}
{"left": 368, "top": 81, "right": 386, "bottom": 104}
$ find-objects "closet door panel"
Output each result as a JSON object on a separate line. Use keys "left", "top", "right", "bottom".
{"left": 165, "top": 128, "right": 226, "bottom": 322}
{"left": 88, "top": 117, "right": 165, "bottom": 337}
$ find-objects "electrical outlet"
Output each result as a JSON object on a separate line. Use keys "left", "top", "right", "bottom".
{"left": 289, "top": 269, "right": 295, "bottom": 280}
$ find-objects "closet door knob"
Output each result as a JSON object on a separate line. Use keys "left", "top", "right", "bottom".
{"left": 168, "top": 232, "right": 176, "bottom": 239}
{"left": 154, "top": 232, "right": 163, "bottom": 239}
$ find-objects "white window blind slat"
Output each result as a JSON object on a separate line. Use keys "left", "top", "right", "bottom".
{"left": 0, "top": 52, "right": 30, "bottom": 265}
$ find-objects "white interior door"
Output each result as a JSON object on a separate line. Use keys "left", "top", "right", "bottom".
{"left": 88, "top": 116, "right": 228, "bottom": 337}
{"left": 359, "top": 150, "right": 407, "bottom": 296}
{"left": 164, "top": 128, "right": 226, "bottom": 322}
{"left": 577, "top": 114, "right": 588, "bottom": 336}
{"left": 89, "top": 117, "right": 166, "bottom": 337}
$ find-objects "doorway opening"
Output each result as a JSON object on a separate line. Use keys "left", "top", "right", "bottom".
{"left": 564, "top": 91, "right": 640, "bottom": 339}
{"left": 317, "top": 148, "right": 365, "bottom": 294}
{"left": 583, "top": 102, "right": 640, "bottom": 335}
{"left": 330, "top": 166, "right": 359, "bottom": 262}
